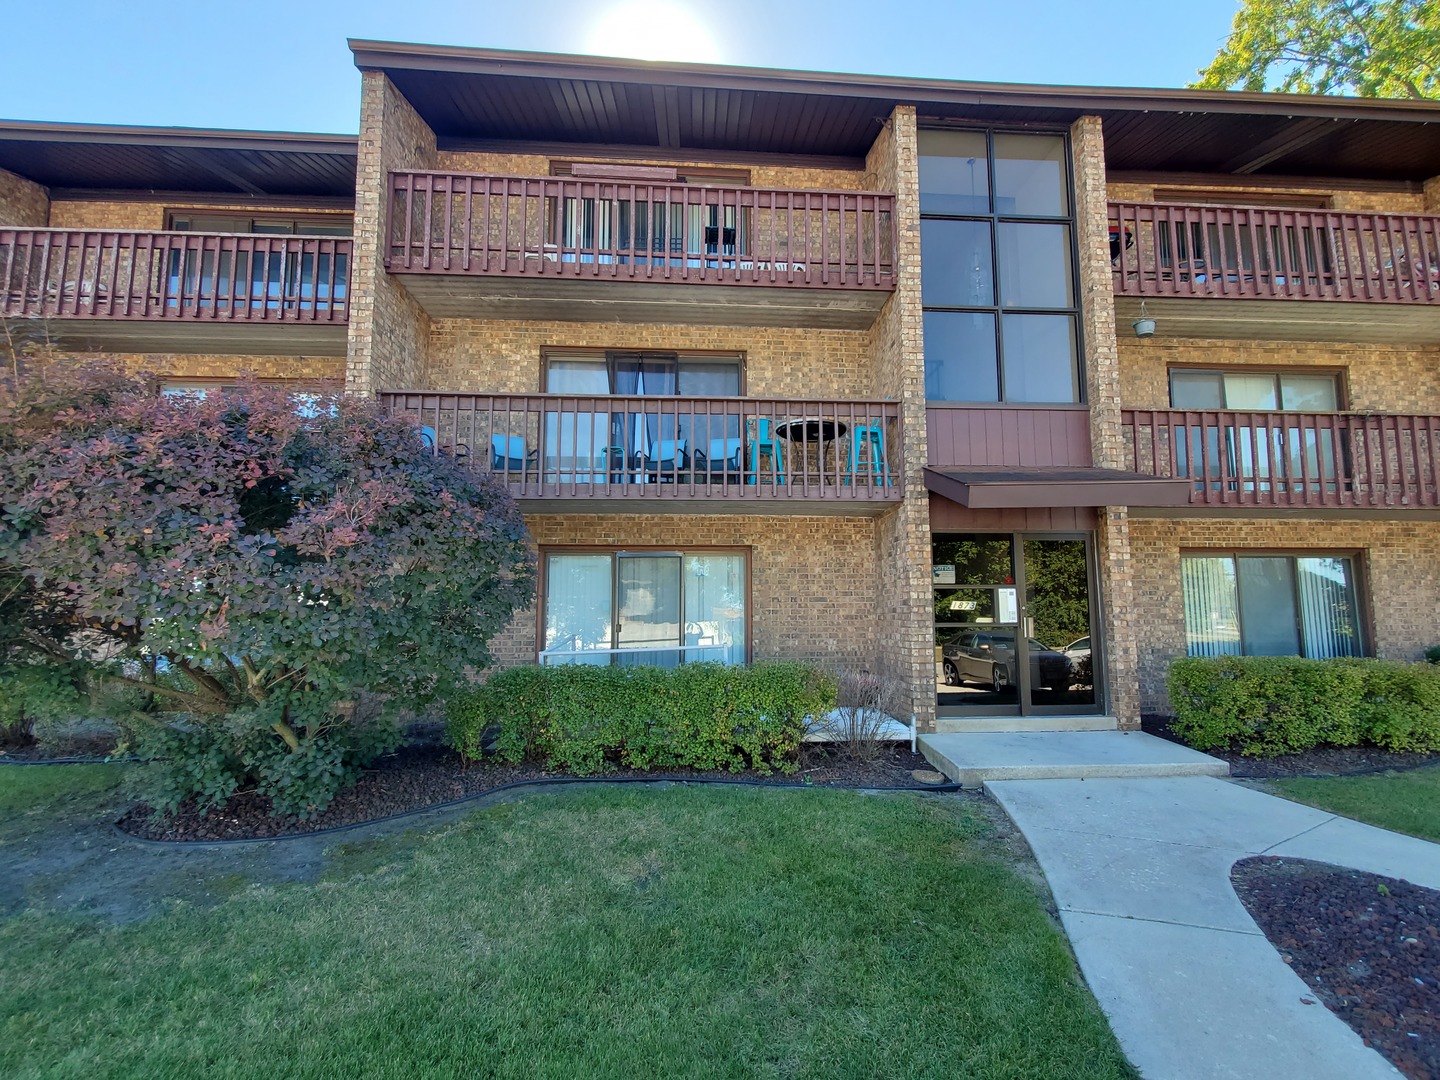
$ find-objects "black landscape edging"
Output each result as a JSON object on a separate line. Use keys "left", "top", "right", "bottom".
{"left": 110, "top": 773, "right": 968, "bottom": 849}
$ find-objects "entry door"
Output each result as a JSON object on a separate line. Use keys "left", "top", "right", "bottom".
{"left": 934, "top": 533, "right": 1099, "bottom": 716}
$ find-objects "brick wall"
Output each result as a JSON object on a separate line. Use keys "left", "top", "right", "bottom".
{"left": 861, "top": 105, "right": 936, "bottom": 730}
{"left": 486, "top": 513, "right": 882, "bottom": 673}
{"left": 346, "top": 71, "right": 435, "bottom": 396}
{"left": 1131, "top": 516, "right": 1440, "bottom": 713}
{"left": 1075, "top": 115, "right": 1141, "bottom": 727}
{"left": 427, "top": 319, "right": 872, "bottom": 397}
{"left": 0, "top": 166, "right": 48, "bottom": 226}
{"left": 35, "top": 348, "right": 343, "bottom": 382}
{"left": 1119, "top": 337, "right": 1440, "bottom": 413}
{"left": 433, "top": 150, "right": 871, "bottom": 192}
{"left": 47, "top": 201, "right": 352, "bottom": 231}
{"left": 1106, "top": 180, "right": 1424, "bottom": 214}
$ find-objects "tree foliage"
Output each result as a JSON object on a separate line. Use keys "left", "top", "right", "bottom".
{"left": 0, "top": 357, "right": 535, "bottom": 813}
{"left": 1194, "top": 0, "right": 1440, "bottom": 99}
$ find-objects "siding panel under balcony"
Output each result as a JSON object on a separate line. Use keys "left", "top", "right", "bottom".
{"left": 385, "top": 171, "right": 897, "bottom": 329}
{"left": 1109, "top": 202, "right": 1440, "bottom": 343}
{"left": 382, "top": 391, "right": 903, "bottom": 515}
{"left": 0, "top": 228, "right": 351, "bottom": 355}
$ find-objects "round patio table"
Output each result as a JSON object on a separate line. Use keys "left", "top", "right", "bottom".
{"left": 773, "top": 417, "right": 849, "bottom": 485}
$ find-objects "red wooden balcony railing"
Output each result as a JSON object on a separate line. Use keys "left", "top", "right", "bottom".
{"left": 381, "top": 391, "right": 903, "bottom": 502}
{"left": 1109, "top": 202, "right": 1440, "bottom": 304}
{"left": 0, "top": 229, "right": 351, "bottom": 322}
{"left": 1122, "top": 408, "right": 1440, "bottom": 508}
{"left": 386, "top": 171, "right": 897, "bottom": 290}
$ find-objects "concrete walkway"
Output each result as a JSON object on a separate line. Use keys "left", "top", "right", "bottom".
{"left": 988, "top": 776, "right": 1440, "bottom": 1080}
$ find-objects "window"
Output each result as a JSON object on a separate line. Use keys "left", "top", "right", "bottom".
{"left": 164, "top": 214, "right": 350, "bottom": 315}
{"left": 1169, "top": 369, "right": 1340, "bottom": 411}
{"left": 542, "top": 550, "right": 747, "bottom": 667}
{"left": 919, "top": 129, "right": 1080, "bottom": 404}
{"left": 167, "top": 213, "right": 352, "bottom": 237}
{"left": 160, "top": 380, "right": 331, "bottom": 417}
{"left": 1182, "top": 554, "right": 1363, "bottom": 659}
{"left": 541, "top": 352, "right": 742, "bottom": 481}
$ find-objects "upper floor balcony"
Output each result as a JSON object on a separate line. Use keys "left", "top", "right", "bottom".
{"left": 1108, "top": 201, "right": 1440, "bottom": 344}
{"left": 0, "top": 228, "right": 351, "bottom": 355}
{"left": 1121, "top": 407, "right": 1440, "bottom": 512}
{"left": 381, "top": 390, "right": 902, "bottom": 515}
{"left": 385, "top": 170, "right": 897, "bottom": 330}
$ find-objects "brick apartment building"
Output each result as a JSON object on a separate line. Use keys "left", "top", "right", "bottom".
{"left": 3, "top": 41, "right": 1439, "bottom": 732}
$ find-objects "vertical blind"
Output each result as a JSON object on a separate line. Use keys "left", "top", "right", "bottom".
{"left": 1182, "top": 554, "right": 1360, "bottom": 659}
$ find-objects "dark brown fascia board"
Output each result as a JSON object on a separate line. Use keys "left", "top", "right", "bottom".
{"left": 1106, "top": 170, "right": 1422, "bottom": 194}
{"left": 0, "top": 119, "right": 358, "bottom": 156}
{"left": 46, "top": 189, "right": 358, "bottom": 209}
{"left": 348, "top": 38, "right": 1440, "bottom": 125}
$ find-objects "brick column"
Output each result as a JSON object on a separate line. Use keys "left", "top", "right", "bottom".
{"left": 1072, "top": 114, "right": 1141, "bottom": 728}
{"left": 1425, "top": 175, "right": 1440, "bottom": 213}
{"left": 864, "top": 106, "right": 936, "bottom": 731}
{"left": 0, "top": 166, "right": 48, "bottom": 227}
{"left": 346, "top": 71, "right": 437, "bottom": 396}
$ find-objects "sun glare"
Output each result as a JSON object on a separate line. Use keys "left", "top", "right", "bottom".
{"left": 585, "top": 1, "right": 724, "bottom": 64}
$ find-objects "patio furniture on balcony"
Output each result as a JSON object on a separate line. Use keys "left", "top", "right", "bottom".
{"left": 697, "top": 438, "right": 745, "bottom": 484}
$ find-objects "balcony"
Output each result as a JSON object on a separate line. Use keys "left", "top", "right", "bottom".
{"left": 1109, "top": 202, "right": 1440, "bottom": 343}
{"left": 0, "top": 229, "right": 351, "bottom": 355}
{"left": 385, "top": 171, "right": 896, "bottom": 329}
{"left": 381, "top": 391, "right": 903, "bottom": 514}
{"left": 1122, "top": 408, "right": 1440, "bottom": 511}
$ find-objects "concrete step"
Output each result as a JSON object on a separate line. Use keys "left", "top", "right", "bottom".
{"left": 934, "top": 715, "right": 1119, "bottom": 734}
{"left": 918, "top": 730, "right": 1230, "bottom": 787}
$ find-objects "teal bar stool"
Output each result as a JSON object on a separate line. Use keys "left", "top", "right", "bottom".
{"left": 747, "top": 418, "right": 785, "bottom": 485}
{"left": 847, "top": 423, "right": 891, "bottom": 486}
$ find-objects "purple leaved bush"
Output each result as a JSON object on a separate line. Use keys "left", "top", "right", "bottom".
{"left": 0, "top": 360, "right": 535, "bottom": 815}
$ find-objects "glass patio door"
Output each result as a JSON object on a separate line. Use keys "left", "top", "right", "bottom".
{"left": 934, "top": 533, "right": 1100, "bottom": 716}
{"left": 616, "top": 554, "right": 683, "bottom": 668}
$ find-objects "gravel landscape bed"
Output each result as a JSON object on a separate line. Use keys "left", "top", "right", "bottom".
{"left": 116, "top": 742, "right": 941, "bottom": 842}
{"left": 1232, "top": 855, "right": 1440, "bottom": 1080}
{"left": 1141, "top": 715, "right": 1440, "bottom": 778}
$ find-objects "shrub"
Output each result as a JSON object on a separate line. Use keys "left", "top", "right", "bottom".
{"left": 1425, "top": 645, "right": 1440, "bottom": 666}
{"left": 0, "top": 358, "right": 535, "bottom": 816}
{"left": 445, "top": 661, "right": 836, "bottom": 776}
{"left": 1167, "top": 655, "right": 1440, "bottom": 757}
{"left": 815, "top": 669, "right": 910, "bottom": 763}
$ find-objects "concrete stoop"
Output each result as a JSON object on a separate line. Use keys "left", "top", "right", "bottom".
{"left": 933, "top": 714, "right": 1118, "bottom": 734}
{"left": 917, "top": 730, "right": 1230, "bottom": 787}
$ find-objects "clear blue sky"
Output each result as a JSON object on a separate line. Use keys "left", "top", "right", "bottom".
{"left": 0, "top": 0, "right": 1243, "bottom": 134}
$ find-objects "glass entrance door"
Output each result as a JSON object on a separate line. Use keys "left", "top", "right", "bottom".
{"left": 934, "top": 533, "right": 1100, "bottom": 715}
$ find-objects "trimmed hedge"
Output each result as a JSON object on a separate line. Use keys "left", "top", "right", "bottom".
{"left": 1167, "top": 656, "right": 1440, "bottom": 756}
{"left": 445, "top": 662, "right": 837, "bottom": 775}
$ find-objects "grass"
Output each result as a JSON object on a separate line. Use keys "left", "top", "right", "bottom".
{"left": 0, "top": 785, "right": 1133, "bottom": 1080}
{"left": 1271, "top": 764, "right": 1440, "bottom": 844}
{"left": 0, "top": 763, "right": 125, "bottom": 815}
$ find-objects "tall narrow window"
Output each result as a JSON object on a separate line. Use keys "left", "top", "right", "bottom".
{"left": 919, "top": 129, "right": 1080, "bottom": 404}
{"left": 1181, "top": 553, "right": 1362, "bottom": 659}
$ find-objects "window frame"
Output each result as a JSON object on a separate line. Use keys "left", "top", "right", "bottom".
{"left": 536, "top": 545, "right": 753, "bottom": 666}
{"left": 1167, "top": 365, "right": 1349, "bottom": 412}
{"left": 918, "top": 125, "right": 1085, "bottom": 407}
{"left": 165, "top": 211, "right": 353, "bottom": 236}
{"left": 539, "top": 349, "right": 746, "bottom": 395}
{"left": 1179, "top": 548, "right": 1370, "bottom": 659}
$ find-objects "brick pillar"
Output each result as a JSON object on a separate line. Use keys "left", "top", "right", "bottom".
{"left": 864, "top": 106, "right": 936, "bottom": 731}
{"left": 1072, "top": 114, "right": 1141, "bottom": 728}
{"left": 1425, "top": 175, "right": 1440, "bottom": 213}
{"left": 346, "top": 71, "right": 437, "bottom": 397}
{"left": 0, "top": 166, "right": 48, "bottom": 227}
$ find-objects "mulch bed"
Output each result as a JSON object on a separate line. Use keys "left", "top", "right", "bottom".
{"left": 1232, "top": 856, "right": 1440, "bottom": 1080}
{"left": 116, "top": 742, "right": 940, "bottom": 843}
{"left": 0, "top": 733, "right": 124, "bottom": 763}
{"left": 1142, "top": 715, "right": 1440, "bottom": 779}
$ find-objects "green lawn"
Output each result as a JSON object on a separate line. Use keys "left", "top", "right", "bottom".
{"left": 1271, "top": 764, "right": 1440, "bottom": 844}
{"left": 1, "top": 784, "right": 1133, "bottom": 1080}
{"left": 0, "top": 763, "right": 125, "bottom": 815}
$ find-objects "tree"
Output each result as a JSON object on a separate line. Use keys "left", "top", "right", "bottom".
{"left": 0, "top": 357, "right": 535, "bottom": 814}
{"left": 1194, "top": 0, "right": 1440, "bottom": 99}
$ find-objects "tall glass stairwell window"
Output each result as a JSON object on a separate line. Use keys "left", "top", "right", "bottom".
{"left": 919, "top": 130, "right": 1081, "bottom": 403}
{"left": 542, "top": 352, "right": 742, "bottom": 483}
{"left": 166, "top": 213, "right": 351, "bottom": 316}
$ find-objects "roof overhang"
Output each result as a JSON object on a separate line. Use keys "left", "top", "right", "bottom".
{"left": 925, "top": 466, "right": 1194, "bottom": 509}
{"left": 0, "top": 120, "right": 358, "bottom": 199}
{"left": 349, "top": 40, "right": 1440, "bottom": 181}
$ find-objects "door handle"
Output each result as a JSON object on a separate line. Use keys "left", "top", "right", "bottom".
{"left": 1024, "top": 616, "right": 1035, "bottom": 639}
